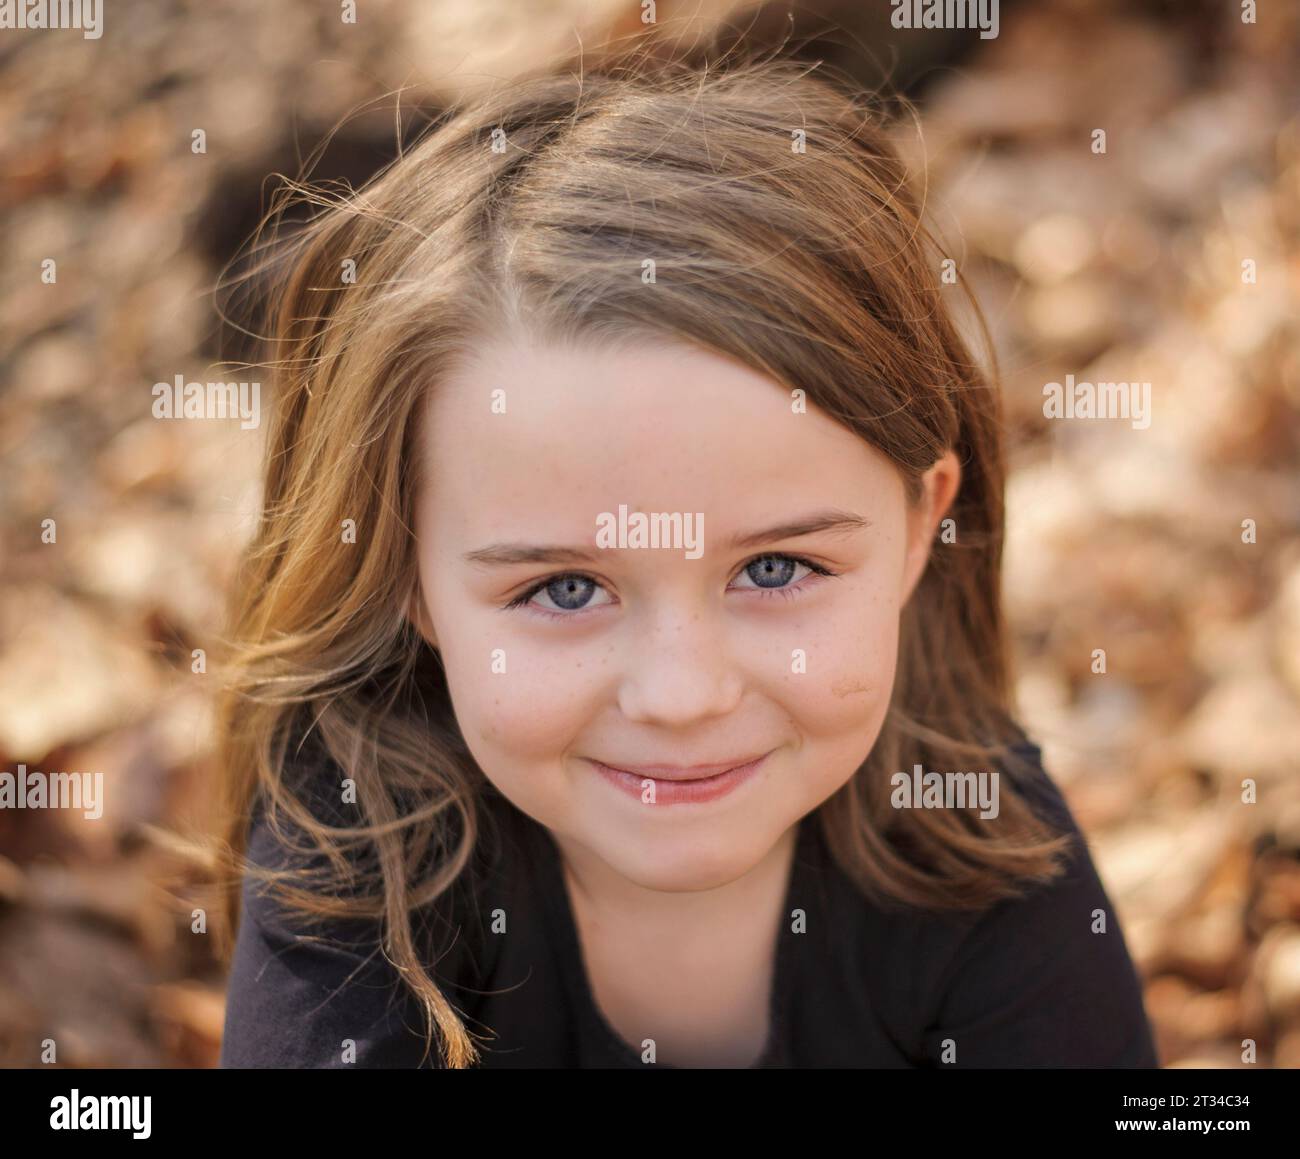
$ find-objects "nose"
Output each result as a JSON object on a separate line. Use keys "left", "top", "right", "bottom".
{"left": 616, "top": 604, "right": 744, "bottom": 726}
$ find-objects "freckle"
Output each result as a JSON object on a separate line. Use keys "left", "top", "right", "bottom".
{"left": 831, "top": 677, "right": 872, "bottom": 698}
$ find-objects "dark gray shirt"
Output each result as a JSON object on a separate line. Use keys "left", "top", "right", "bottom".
{"left": 219, "top": 738, "right": 1159, "bottom": 1068}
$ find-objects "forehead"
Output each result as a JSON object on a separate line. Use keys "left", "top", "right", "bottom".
{"left": 419, "top": 331, "right": 894, "bottom": 521}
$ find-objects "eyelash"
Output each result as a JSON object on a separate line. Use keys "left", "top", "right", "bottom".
{"left": 502, "top": 553, "right": 840, "bottom": 620}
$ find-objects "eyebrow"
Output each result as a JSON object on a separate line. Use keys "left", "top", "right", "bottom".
{"left": 462, "top": 508, "right": 871, "bottom": 567}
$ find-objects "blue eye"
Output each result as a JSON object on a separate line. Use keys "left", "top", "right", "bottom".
{"left": 730, "top": 553, "right": 834, "bottom": 592}
{"left": 540, "top": 575, "right": 599, "bottom": 610}
{"left": 739, "top": 555, "right": 800, "bottom": 588}
{"left": 506, "top": 573, "right": 615, "bottom": 616}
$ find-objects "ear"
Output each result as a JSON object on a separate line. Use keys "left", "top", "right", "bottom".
{"left": 407, "top": 583, "right": 440, "bottom": 650}
{"left": 900, "top": 450, "right": 962, "bottom": 606}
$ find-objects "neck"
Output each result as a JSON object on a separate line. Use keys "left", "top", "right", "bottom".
{"left": 551, "top": 820, "right": 801, "bottom": 934}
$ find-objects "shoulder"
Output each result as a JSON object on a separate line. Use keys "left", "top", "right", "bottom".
{"left": 220, "top": 731, "right": 467, "bottom": 1068}
{"left": 221, "top": 833, "right": 438, "bottom": 1066}
{"left": 1004, "top": 736, "right": 1076, "bottom": 827}
{"left": 912, "top": 734, "right": 1159, "bottom": 1067}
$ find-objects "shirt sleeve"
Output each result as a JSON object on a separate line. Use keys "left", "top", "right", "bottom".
{"left": 917, "top": 763, "right": 1160, "bottom": 1068}
{"left": 219, "top": 799, "right": 441, "bottom": 1069}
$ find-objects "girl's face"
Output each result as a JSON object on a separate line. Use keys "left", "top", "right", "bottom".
{"left": 413, "top": 331, "right": 958, "bottom": 891}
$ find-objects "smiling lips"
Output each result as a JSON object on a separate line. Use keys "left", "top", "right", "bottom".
{"left": 587, "top": 753, "right": 770, "bottom": 804}
{"left": 594, "top": 755, "right": 769, "bottom": 781}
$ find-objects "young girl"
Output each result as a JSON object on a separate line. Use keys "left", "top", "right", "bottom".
{"left": 214, "top": 47, "right": 1159, "bottom": 1069}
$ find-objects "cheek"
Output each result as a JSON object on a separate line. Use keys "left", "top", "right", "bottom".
{"left": 777, "top": 578, "right": 901, "bottom": 745}
{"left": 426, "top": 595, "right": 598, "bottom": 775}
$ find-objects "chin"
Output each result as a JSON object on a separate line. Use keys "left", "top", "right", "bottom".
{"left": 598, "top": 827, "right": 774, "bottom": 893}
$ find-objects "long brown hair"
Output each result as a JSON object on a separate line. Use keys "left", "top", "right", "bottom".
{"left": 214, "top": 42, "right": 1073, "bottom": 1069}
